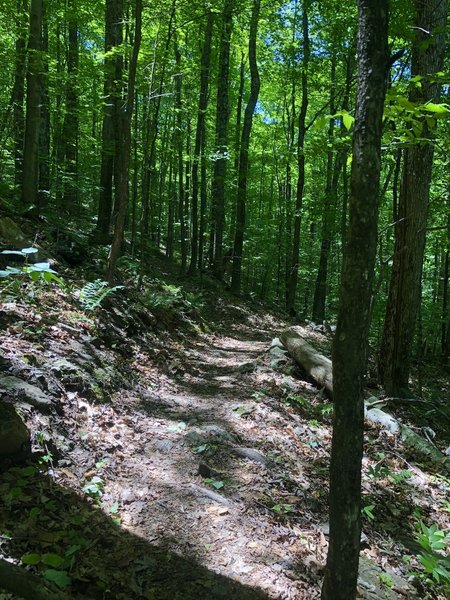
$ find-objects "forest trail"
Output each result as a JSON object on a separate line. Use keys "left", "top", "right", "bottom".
{"left": 0, "top": 279, "right": 443, "bottom": 599}
{"left": 92, "top": 314, "right": 325, "bottom": 599}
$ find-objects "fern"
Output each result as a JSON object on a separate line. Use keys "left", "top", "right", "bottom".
{"left": 78, "top": 279, "right": 123, "bottom": 311}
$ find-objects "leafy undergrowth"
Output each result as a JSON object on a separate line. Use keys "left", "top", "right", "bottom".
{"left": 0, "top": 259, "right": 449, "bottom": 599}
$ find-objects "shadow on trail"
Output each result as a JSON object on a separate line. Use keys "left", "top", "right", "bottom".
{"left": 0, "top": 461, "right": 270, "bottom": 600}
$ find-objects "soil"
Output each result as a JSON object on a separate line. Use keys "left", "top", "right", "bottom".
{"left": 0, "top": 259, "right": 448, "bottom": 600}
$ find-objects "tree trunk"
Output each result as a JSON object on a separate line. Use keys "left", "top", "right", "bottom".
{"left": 280, "top": 327, "right": 450, "bottom": 472}
{"left": 286, "top": 4, "right": 309, "bottom": 315}
{"left": 107, "top": 0, "right": 142, "bottom": 281}
{"left": 12, "top": 0, "right": 28, "bottom": 191}
{"left": 61, "top": 13, "right": 79, "bottom": 213}
{"left": 21, "top": 0, "right": 43, "bottom": 208}
{"left": 188, "top": 11, "right": 213, "bottom": 274}
{"left": 230, "top": 0, "right": 261, "bottom": 294}
{"left": 379, "top": 0, "right": 447, "bottom": 396}
{"left": 321, "top": 1, "right": 388, "bottom": 598}
{"left": 312, "top": 53, "right": 338, "bottom": 323}
{"left": 211, "top": 0, "right": 233, "bottom": 279}
{"left": 96, "top": 0, "right": 123, "bottom": 241}
{"left": 37, "top": 1, "right": 50, "bottom": 209}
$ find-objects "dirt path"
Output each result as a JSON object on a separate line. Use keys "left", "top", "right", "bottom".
{"left": 1, "top": 289, "right": 437, "bottom": 599}
{"left": 100, "top": 321, "right": 322, "bottom": 599}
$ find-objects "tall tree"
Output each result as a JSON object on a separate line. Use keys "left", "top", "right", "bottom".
{"left": 12, "top": 0, "right": 28, "bottom": 190}
{"left": 379, "top": 0, "right": 448, "bottom": 396}
{"left": 37, "top": 1, "right": 50, "bottom": 208}
{"left": 96, "top": 0, "right": 124, "bottom": 241}
{"left": 188, "top": 11, "right": 214, "bottom": 274}
{"left": 321, "top": 1, "right": 388, "bottom": 598}
{"left": 286, "top": 2, "right": 310, "bottom": 315}
{"left": 21, "top": 0, "right": 43, "bottom": 207}
{"left": 61, "top": 7, "right": 79, "bottom": 212}
{"left": 230, "top": 0, "right": 261, "bottom": 294}
{"left": 107, "top": 0, "right": 142, "bottom": 281}
{"left": 211, "top": 0, "right": 233, "bottom": 279}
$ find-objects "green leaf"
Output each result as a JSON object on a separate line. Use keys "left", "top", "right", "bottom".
{"left": 43, "top": 569, "right": 72, "bottom": 588}
{"left": 109, "top": 501, "right": 120, "bottom": 514}
{"left": 42, "top": 553, "right": 65, "bottom": 567}
{"left": 204, "top": 478, "right": 224, "bottom": 490}
{"left": 21, "top": 553, "right": 41, "bottom": 565}
{"left": 342, "top": 112, "right": 355, "bottom": 130}
{"left": 423, "top": 102, "right": 450, "bottom": 115}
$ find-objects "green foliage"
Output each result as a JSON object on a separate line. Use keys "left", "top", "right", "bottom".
{"left": 82, "top": 475, "right": 104, "bottom": 500}
{"left": 0, "top": 248, "right": 63, "bottom": 297}
{"left": 378, "top": 573, "right": 394, "bottom": 589}
{"left": 272, "top": 503, "right": 294, "bottom": 514}
{"left": 203, "top": 478, "right": 225, "bottom": 490}
{"left": 77, "top": 279, "right": 123, "bottom": 311}
{"left": 414, "top": 521, "right": 450, "bottom": 591}
{"left": 361, "top": 504, "right": 376, "bottom": 521}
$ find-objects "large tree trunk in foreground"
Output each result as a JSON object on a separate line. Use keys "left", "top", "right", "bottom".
{"left": 320, "top": 0, "right": 389, "bottom": 594}
{"left": 280, "top": 326, "right": 450, "bottom": 473}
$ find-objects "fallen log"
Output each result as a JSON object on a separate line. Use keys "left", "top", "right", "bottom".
{"left": 280, "top": 326, "right": 450, "bottom": 472}
{"left": 279, "top": 328, "right": 333, "bottom": 396}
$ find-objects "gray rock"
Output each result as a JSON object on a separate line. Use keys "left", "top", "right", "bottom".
{"left": 269, "top": 346, "right": 288, "bottom": 358}
{"left": 0, "top": 403, "right": 30, "bottom": 456}
{"left": 231, "top": 447, "right": 274, "bottom": 467}
{"left": 281, "top": 376, "right": 298, "bottom": 391}
{"left": 0, "top": 376, "right": 53, "bottom": 409}
{"left": 270, "top": 337, "right": 284, "bottom": 349}
{"left": 270, "top": 357, "right": 288, "bottom": 370}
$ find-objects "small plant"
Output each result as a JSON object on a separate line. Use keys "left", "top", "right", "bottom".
{"left": 362, "top": 504, "right": 376, "bottom": 521}
{"left": 21, "top": 552, "right": 71, "bottom": 589}
{"left": 82, "top": 476, "right": 104, "bottom": 500}
{"left": 0, "top": 248, "right": 63, "bottom": 299}
{"left": 77, "top": 279, "right": 123, "bottom": 311}
{"left": 272, "top": 503, "right": 294, "bottom": 514}
{"left": 414, "top": 521, "right": 450, "bottom": 591}
{"left": 367, "top": 463, "right": 390, "bottom": 479}
{"left": 378, "top": 573, "right": 394, "bottom": 589}
{"left": 388, "top": 469, "right": 412, "bottom": 485}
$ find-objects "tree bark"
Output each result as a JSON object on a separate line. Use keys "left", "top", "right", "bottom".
{"left": 321, "top": 1, "right": 389, "bottom": 598}
{"left": 280, "top": 327, "right": 333, "bottom": 395}
{"left": 107, "top": 0, "right": 142, "bottom": 281}
{"left": 96, "top": 0, "right": 123, "bottom": 241}
{"left": 211, "top": 0, "right": 233, "bottom": 279}
{"left": 188, "top": 12, "right": 213, "bottom": 274}
{"left": 12, "top": 0, "right": 28, "bottom": 190}
{"left": 286, "top": 4, "right": 309, "bottom": 315}
{"left": 379, "top": 0, "right": 448, "bottom": 396}
{"left": 230, "top": 0, "right": 261, "bottom": 294}
{"left": 280, "top": 327, "right": 450, "bottom": 473}
{"left": 37, "top": 1, "right": 50, "bottom": 209}
{"left": 21, "top": 0, "right": 42, "bottom": 208}
{"left": 61, "top": 12, "right": 79, "bottom": 213}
